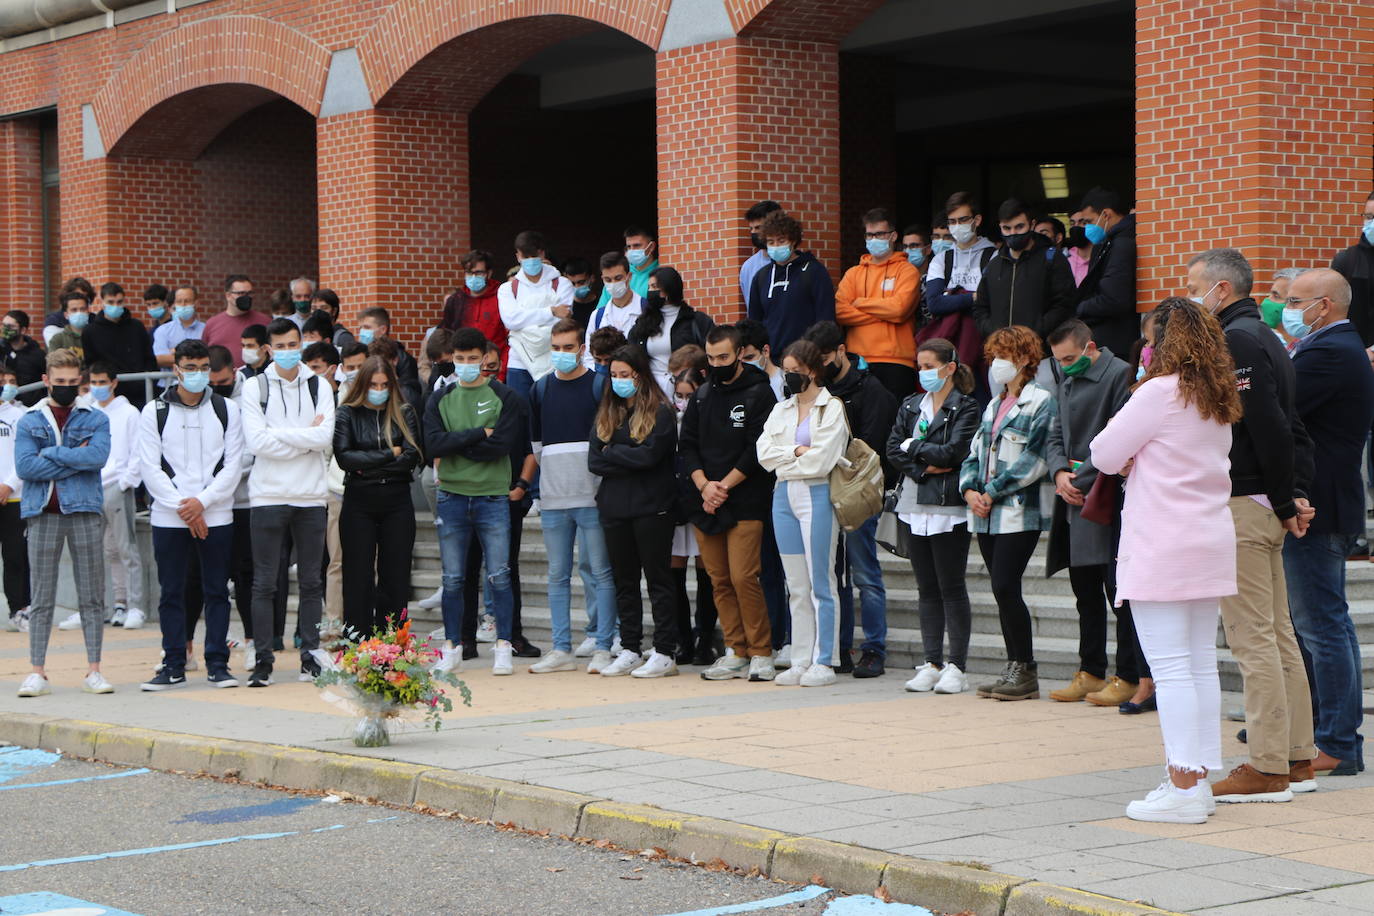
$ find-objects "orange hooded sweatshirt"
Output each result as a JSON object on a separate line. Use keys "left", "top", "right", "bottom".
{"left": 834, "top": 254, "right": 921, "bottom": 368}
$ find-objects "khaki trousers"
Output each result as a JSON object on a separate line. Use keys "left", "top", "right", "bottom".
{"left": 325, "top": 495, "right": 343, "bottom": 625}
{"left": 695, "top": 521, "right": 772, "bottom": 657}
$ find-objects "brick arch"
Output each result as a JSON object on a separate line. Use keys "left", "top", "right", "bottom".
{"left": 729, "top": 0, "right": 886, "bottom": 41}
{"left": 356, "top": 0, "right": 667, "bottom": 112}
{"left": 91, "top": 15, "right": 330, "bottom": 158}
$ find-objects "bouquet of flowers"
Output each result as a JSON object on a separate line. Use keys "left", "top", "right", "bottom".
{"left": 314, "top": 614, "right": 471, "bottom": 747}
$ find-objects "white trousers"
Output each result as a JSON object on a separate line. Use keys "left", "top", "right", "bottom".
{"left": 1132, "top": 598, "right": 1224, "bottom": 774}
{"left": 102, "top": 484, "right": 143, "bottom": 610}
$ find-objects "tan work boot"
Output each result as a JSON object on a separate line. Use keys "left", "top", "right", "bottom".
{"left": 1211, "top": 763, "right": 1293, "bottom": 803}
{"left": 1086, "top": 675, "right": 1137, "bottom": 707}
{"left": 1050, "top": 670, "right": 1106, "bottom": 702}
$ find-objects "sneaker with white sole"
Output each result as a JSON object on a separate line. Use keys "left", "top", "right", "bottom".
{"left": 774, "top": 664, "right": 805, "bottom": 686}
{"left": 241, "top": 643, "right": 257, "bottom": 673}
{"left": 433, "top": 645, "right": 461, "bottom": 674}
{"left": 207, "top": 669, "right": 239, "bottom": 688}
{"left": 492, "top": 640, "right": 514, "bottom": 676}
{"left": 933, "top": 663, "right": 968, "bottom": 695}
{"left": 530, "top": 649, "right": 577, "bottom": 673}
{"left": 611, "top": 637, "right": 623, "bottom": 655}
{"left": 1126, "top": 781, "right": 1209, "bottom": 824}
{"left": 15, "top": 610, "right": 29, "bottom": 633}
{"left": 774, "top": 644, "right": 792, "bottom": 669}
{"left": 110, "top": 605, "right": 127, "bottom": 627}
{"left": 141, "top": 668, "right": 187, "bottom": 691}
{"left": 574, "top": 637, "right": 598, "bottom": 658}
{"left": 416, "top": 587, "right": 443, "bottom": 610}
{"left": 601, "top": 649, "right": 643, "bottom": 677}
{"left": 748, "top": 655, "right": 776, "bottom": 682}
{"left": 476, "top": 614, "right": 497, "bottom": 643}
{"left": 905, "top": 662, "right": 943, "bottom": 693}
{"left": 17, "top": 673, "right": 50, "bottom": 697}
{"left": 82, "top": 671, "right": 114, "bottom": 694}
{"left": 700, "top": 655, "right": 749, "bottom": 680}
{"left": 586, "top": 649, "right": 613, "bottom": 674}
{"left": 57, "top": 612, "right": 82, "bottom": 630}
{"left": 800, "top": 664, "right": 837, "bottom": 687}
{"left": 630, "top": 651, "right": 679, "bottom": 678}
{"left": 122, "top": 608, "right": 147, "bottom": 630}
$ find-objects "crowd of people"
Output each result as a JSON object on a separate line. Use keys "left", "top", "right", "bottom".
{"left": 2, "top": 189, "right": 1373, "bottom": 825}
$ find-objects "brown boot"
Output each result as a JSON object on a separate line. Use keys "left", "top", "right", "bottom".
{"left": 1288, "top": 760, "right": 1317, "bottom": 793}
{"left": 1211, "top": 763, "right": 1293, "bottom": 803}
{"left": 1050, "top": 670, "right": 1106, "bottom": 702}
{"left": 1085, "top": 675, "right": 1137, "bottom": 707}
{"left": 990, "top": 662, "right": 1039, "bottom": 701}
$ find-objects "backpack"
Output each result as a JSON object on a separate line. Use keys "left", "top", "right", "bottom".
{"left": 154, "top": 393, "right": 229, "bottom": 479}
{"left": 258, "top": 373, "right": 321, "bottom": 414}
{"left": 509, "top": 276, "right": 559, "bottom": 297}
{"left": 530, "top": 369, "right": 605, "bottom": 411}
{"left": 825, "top": 405, "right": 883, "bottom": 532}
{"left": 941, "top": 245, "right": 996, "bottom": 294}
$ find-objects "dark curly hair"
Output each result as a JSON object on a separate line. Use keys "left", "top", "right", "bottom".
{"left": 983, "top": 325, "right": 1043, "bottom": 391}
{"left": 1142, "top": 297, "right": 1242, "bottom": 425}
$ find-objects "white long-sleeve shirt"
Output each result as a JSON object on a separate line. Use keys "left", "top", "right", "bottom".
{"left": 139, "top": 390, "right": 244, "bottom": 529}
{"left": 0, "top": 400, "right": 24, "bottom": 500}
{"left": 498, "top": 264, "right": 574, "bottom": 378}
{"left": 93, "top": 395, "right": 142, "bottom": 490}
{"left": 239, "top": 364, "right": 335, "bottom": 508}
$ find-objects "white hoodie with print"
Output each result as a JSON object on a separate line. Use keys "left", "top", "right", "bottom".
{"left": 240, "top": 363, "right": 335, "bottom": 508}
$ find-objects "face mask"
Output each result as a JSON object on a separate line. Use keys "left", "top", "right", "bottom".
{"left": 103, "top": 304, "right": 125, "bottom": 320}
{"left": 1189, "top": 281, "right": 1221, "bottom": 312}
{"left": 906, "top": 249, "right": 926, "bottom": 267}
{"left": 89, "top": 385, "right": 111, "bottom": 402}
{"left": 241, "top": 347, "right": 260, "bottom": 365}
{"left": 149, "top": 305, "right": 166, "bottom": 321}
{"left": 550, "top": 351, "right": 580, "bottom": 374}
{"left": 866, "top": 238, "right": 892, "bottom": 258}
{"left": 626, "top": 248, "right": 648, "bottom": 268}
{"left": 606, "top": 280, "right": 629, "bottom": 301}
{"left": 1363, "top": 217, "right": 1374, "bottom": 245}
{"left": 68, "top": 312, "right": 89, "bottom": 330}
{"left": 751, "top": 232, "right": 766, "bottom": 250}
{"left": 1282, "top": 305, "right": 1315, "bottom": 339}
{"left": 1135, "top": 365, "right": 1146, "bottom": 382}
{"left": 521, "top": 256, "right": 544, "bottom": 276}
{"left": 367, "top": 388, "right": 390, "bottom": 406}
{"left": 574, "top": 285, "right": 591, "bottom": 299}
{"left": 0, "top": 383, "right": 16, "bottom": 401}
{"left": 180, "top": 370, "right": 210, "bottom": 394}
{"left": 673, "top": 394, "right": 690, "bottom": 412}
{"left": 931, "top": 239, "right": 955, "bottom": 256}
{"left": 358, "top": 327, "right": 375, "bottom": 345}
{"left": 465, "top": 275, "right": 487, "bottom": 294}
{"left": 293, "top": 300, "right": 311, "bottom": 314}
{"left": 50, "top": 384, "right": 78, "bottom": 407}
{"left": 821, "top": 361, "right": 840, "bottom": 383}
{"left": 1140, "top": 345, "right": 1153, "bottom": 368}
{"left": 234, "top": 294, "right": 253, "bottom": 311}
{"left": 1258, "top": 297, "right": 1285, "bottom": 328}
{"left": 989, "top": 358, "right": 1019, "bottom": 386}
{"left": 645, "top": 291, "right": 664, "bottom": 310}
{"left": 1067, "top": 226, "right": 1090, "bottom": 248}
{"left": 1084, "top": 222, "right": 1107, "bottom": 245}
{"left": 174, "top": 305, "right": 195, "bottom": 322}
{"left": 767, "top": 245, "right": 792, "bottom": 264}
{"left": 1062, "top": 348, "right": 1091, "bottom": 377}
{"left": 1005, "top": 231, "right": 1033, "bottom": 253}
{"left": 454, "top": 363, "right": 481, "bottom": 384}
{"left": 950, "top": 223, "right": 975, "bottom": 245}
{"left": 918, "top": 367, "right": 946, "bottom": 393}
{"left": 784, "top": 371, "right": 810, "bottom": 394}
{"left": 212, "top": 383, "right": 235, "bottom": 398}
{"left": 744, "top": 358, "right": 763, "bottom": 370}
{"left": 593, "top": 362, "right": 609, "bottom": 376}
{"left": 0, "top": 325, "right": 16, "bottom": 340}
{"left": 611, "top": 377, "right": 637, "bottom": 398}
{"left": 709, "top": 362, "right": 737, "bottom": 385}
{"left": 272, "top": 349, "right": 302, "bottom": 370}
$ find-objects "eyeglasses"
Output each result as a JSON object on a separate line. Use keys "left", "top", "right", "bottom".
{"left": 947, "top": 214, "right": 977, "bottom": 227}
{"left": 1284, "top": 296, "right": 1327, "bottom": 308}
{"left": 863, "top": 231, "right": 895, "bottom": 240}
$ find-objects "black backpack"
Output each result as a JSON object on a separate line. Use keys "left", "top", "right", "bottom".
{"left": 154, "top": 393, "right": 230, "bottom": 479}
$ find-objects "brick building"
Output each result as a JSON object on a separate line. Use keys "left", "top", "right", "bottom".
{"left": 0, "top": 0, "right": 1370, "bottom": 347}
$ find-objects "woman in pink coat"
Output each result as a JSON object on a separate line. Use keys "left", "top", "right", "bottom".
{"left": 1090, "top": 298, "right": 1243, "bottom": 825}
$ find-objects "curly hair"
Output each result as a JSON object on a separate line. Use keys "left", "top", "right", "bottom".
{"left": 983, "top": 325, "right": 1043, "bottom": 391}
{"left": 1141, "top": 297, "right": 1242, "bottom": 425}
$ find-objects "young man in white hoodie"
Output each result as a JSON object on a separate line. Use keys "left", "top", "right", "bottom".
{"left": 138, "top": 340, "right": 244, "bottom": 689}
{"left": 923, "top": 191, "right": 997, "bottom": 321}
{"left": 240, "top": 318, "right": 335, "bottom": 687}
{"left": 497, "top": 230, "right": 574, "bottom": 402}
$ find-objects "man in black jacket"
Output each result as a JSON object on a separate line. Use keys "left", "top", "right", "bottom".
{"left": 1075, "top": 188, "right": 1138, "bottom": 356}
{"left": 973, "top": 199, "right": 1076, "bottom": 340}
{"left": 1281, "top": 268, "right": 1373, "bottom": 776}
{"left": 83, "top": 282, "right": 157, "bottom": 408}
{"left": 1189, "top": 248, "right": 1317, "bottom": 804}
{"left": 1330, "top": 191, "right": 1374, "bottom": 346}
{"left": 804, "top": 321, "right": 897, "bottom": 678}
{"left": 0, "top": 310, "right": 46, "bottom": 406}
{"left": 680, "top": 325, "right": 778, "bottom": 683}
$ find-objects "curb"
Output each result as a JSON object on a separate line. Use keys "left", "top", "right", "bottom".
{"left": 1, "top": 713, "right": 1183, "bottom": 916}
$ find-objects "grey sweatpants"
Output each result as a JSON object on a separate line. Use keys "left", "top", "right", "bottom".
{"left": 28, "top": 511, "right": 106, "bottom": 666}
{"left": 250, "top": 504, "right": 326, "bottom": 670}
{"left": 103, "top": 484, "right": 144, "bottom": 611}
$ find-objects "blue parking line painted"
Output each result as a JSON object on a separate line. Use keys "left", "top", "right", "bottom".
{"left": 0, "top": 746, "right": 61, "bottom": 782}
{"left": 0, "top": 768, "right": 149, "bottom": 792}
{"left": 0, "top": 891, "right": 142, "bottom": 915}
{"left": 176, "top": 796, "right": 317, "bottom": 825}
{"left": 0, "top": 830, "right": 298, "bottom": 872}
{"left": 662, "top": 884, "right": 831, "bottom": 915}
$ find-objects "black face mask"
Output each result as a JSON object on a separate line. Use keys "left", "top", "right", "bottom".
{"left": 1067, "top": 226, "right": 1089, "bottom": 248}
{"left": 434, "top": 361, "right": 455, "bottom": 379}
{"left": 710, "top": 362, "right": 738, "bottom": 385}
{"left": 1005, "top": 231, "right": 1033, "bottom": 253}
{"left": 211, "top": 383, "right": 236, "bottom": 398}
{"left": 784, "top": 372, "right": 810, "bottom": 394}
{"left": 821, "top": 361, "right": 840, "bottom": 383}
{"left": 644, "top": 291, "right": 664, "bottom": 310}
{"left": 750, "top": 232, "right": 765, "bottom": 250}
{"left": 234, "top": 294, "right": 253, "bottom": 311}
{"left": 49, "top": 384, "right": 78, "bottom": 407}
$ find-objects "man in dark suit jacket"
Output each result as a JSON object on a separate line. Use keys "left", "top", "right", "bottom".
{"left": 1284, "top": 268, "right": 1374, "bottom": 776}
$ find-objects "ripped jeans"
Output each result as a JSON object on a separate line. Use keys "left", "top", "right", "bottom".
{"left": 1132, "top": 598, "right": 1223, "bottom": 774}
{"left": 436, "top": 491, "right": 513, "bottom": 646}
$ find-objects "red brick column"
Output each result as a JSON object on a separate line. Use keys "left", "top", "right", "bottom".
{"left": 0, "top": 119, "right": 47, "bottom": 311}
{"left": 657, "top": 37, "right": 840, "bottom": 322}
{"left": 316, "top": 109, "right": 469, "bottom": 349}
{"left": 1135, "top": 0, "right": 1374, "bottom": 309}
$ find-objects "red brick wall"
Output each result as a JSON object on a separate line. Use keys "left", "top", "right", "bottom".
{"left": 1136, "top": 0, "right": 1374, "bottom": 310}
{"left": 0, "top": 119, "right": 45, "bottom": 315}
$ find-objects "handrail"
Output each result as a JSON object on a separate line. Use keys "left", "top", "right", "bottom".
{"left": 15, "top": 370, "right": 176, "bottom": 403}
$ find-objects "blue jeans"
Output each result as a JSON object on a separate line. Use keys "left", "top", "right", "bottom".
{"left": 838, "top": 513, "right": 887, "bottom": 657}
{"left": 154, "top": 524, "right": 233, "bottom": 673}
{"left": 437, "top": 492, "right": 513, "bottom": 645}
{"left": 1283, "top": 532, "right": 1364, "bottom": 765}
{"left": 542, "top": 506, "right": 617, "bottom": 652}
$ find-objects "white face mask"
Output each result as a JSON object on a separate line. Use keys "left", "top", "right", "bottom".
{"left": 989, "top": 358, "right": 1019, "bottom": 385}
{"left": 1190, "top": 281, "right": 1221, "bottom": 312}
{"left": 607, "top": 280, "right": 628, "bottom": 301}
{"left": 950, "top": 222, "right": 976, "bottom": 245}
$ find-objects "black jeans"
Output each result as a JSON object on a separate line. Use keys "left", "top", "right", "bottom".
{"left": 602, "top": 512, "right": 677, "bottom": 656}
{"left": 249, "top": 505, "right": 326, "bottom": 669}
{"left": 909, "top": 524, "right": 972, "bottom": 669}
{"left": 1067, "top": 563, "right": 1150, "bottom": 682}
{"left": 977, "top": 531, "right": 1041, "bottom": 663}
{"left": 1, "top": 502, "right": 30, "bottom": 613}
{"left": 230, "top": 507, "right": 256, "bottom": 639}
{"left": 461, "top": 497, "right": 529, "bottom": 646}
{"left": 673, "top": 562, "right": 718, "bottom": 655}
{"left": 341, "top": 482, "right": 416, "bottom": 637}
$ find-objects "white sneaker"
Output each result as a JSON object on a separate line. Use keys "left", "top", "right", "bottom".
{"left": 933, "top": 663, "right": 968, "bottom": 694}
{"left": 1199, "top": 779, "right": 1217, "bottom": 815}
{"left": 586, "top": 649, "right": 613, "bottom": 674}
{"left": 574, "top": 637, "right": 598, "bottom": 658}
{"left": 748, "top": 655, "right": 776, "bottom": 682}
{"left": 774, "top": 664, "right": 805, "bottom": 686}
{"left": 700, "top": 655, "right": 749, "bottom": 681}
{"left": 122, "top": 608, "right": 147, "bottom": 630}
{"left": 492, "top": 640, "right": 514, "bottom": 676}
{"left": 600, "top": 649, "right": 643, "bottom": 677}
{"left": 15, "top": 610, "right": 29, "bottom": 633}
{"left": 433, "top": 645, "right": 461, "bottom": 674}
{"left": 528, "top": 498, "right": 541, "bottom": 517}
{"left": 631, "top": 651, "right": 679, "bottom": 679}
{"left": 57, "top": 612, "right": 82, "bottom": 630}
{"left": 611, "top": 637, "right": 623, "bottom": 655}
{"left": 476, "top": 614, "right": 496, "bottom": 643}
{"left": 800, "top": 664, "right": 837, "bottom": 687}
{"left": 1126, "top": 781, "right": 1209, "bottom": 824}
{"left": 110, "top": 605, "right": 127, "bottom": 627}
{"left": 530, "top": 649, "right": 577, "bottom": 673}
{"left": 416, "top": 588, "right": 443, "bottom": 610}
{"left": 905, "top": 662, "right": 943, "bottom": 693}
{"left": 242, "top": 642, "right": 257, "bottom": 673}
{"left": 17, "top": 673, "right": 50, "bottom": 697}
{"left": 774, "top": 644, "right": 792, "bottom": 669}
{"left": 82, "top": 671, "right": 114, "bottom": 694}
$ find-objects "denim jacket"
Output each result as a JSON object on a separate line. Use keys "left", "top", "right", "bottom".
{"left": 15, "top": 400, "right": 111, "bottom": 518}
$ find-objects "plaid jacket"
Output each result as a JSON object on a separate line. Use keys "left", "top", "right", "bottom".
{"left": 958, "top": 380, "right": 1056, "bottom": 534}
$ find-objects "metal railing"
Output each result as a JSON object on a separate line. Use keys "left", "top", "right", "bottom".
{"left": 15, "top": 370, "right": 176, "bottom": 404}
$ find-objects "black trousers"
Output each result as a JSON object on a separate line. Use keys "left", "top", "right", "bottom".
{"left": 1, "top": 502, "right": 30, "bottom": 613}
{"left": 866, "top": 361, "right": 918, "bottom": 401}
{"left": 602, "top": 512, "right": 677, "bottom": 656}
{"left": 977, "top": 531, "right": 1041, "bottom": 663}
{"left": 1067, "top": 563, "right": 1149, "bottom": 682}
{"left": 673, "top": 562, "right": 719, "bottom": 655}
{"left": 909, "top": 524, "right": 972, "bottom": 669}
{"left": 461, "top": 498, "right": 529, "bottom": 646}
{"left": 340, "top": 482, "right": 416, "bottom": 637}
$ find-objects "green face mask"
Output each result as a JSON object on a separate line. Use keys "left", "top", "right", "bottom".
{"left": 1259, "top": 297, "right": 1285, "bottom": 329}
{"left": 1063, "top": 349, "right": 1091, "bottom": 377}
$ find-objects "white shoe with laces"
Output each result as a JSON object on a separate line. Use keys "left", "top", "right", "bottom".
{"left": 530, "top": 649, "right": 577, "bottom": 673}
{"left": 82, "top": 671, "right": 114, "bottom": 694}
{"left": 748, "top": 655, "right": 776, "bottom": 682}
{"left": 416, "top": 588, "right": 443, "bottom": 610}
{"left": 774, "top": 664, "right": 805, "bottom": 686}
{"left": 110, "top": 605, "right": 127, "bottom": 627}
{"left": 476, "top": 615, "right": 497, "bottom": 643}
{"left": 57, "top": 612, "right": 82, "bottom": 631}
{"left": 800, "top": 664, "right": 837, "bottom": 687}
{"left": 630, "top": 651, "right": 678, "bottom": 678}
{"left": 17, "top": 673, "right": 50, "bottom": 697}
{"left": 600, "top": 649, "right": 643, "bottom": 677}
{"left": 933, "top": 663, "right": 968, "bottom": 694}
{"left": 1126, "top": 781, "right": 1209, "bottom": 824}
{"left": 122, "top": 608, "right": 146, "bottom": 630}
{"left": 433, "top": 645, "right": 461, "bottom": 674}
{"left": 586, "top": 649, "right": 613, "bottom": 674}
{"left": 774, "top": 644, "right": 792, "bottom": 669}
{"left": 574, "top": 637, "right": 598, "bottom": 658}
{"left": 492, "top": 640, "right": 514, "bottom": 676}
{"left": 905, "top": 662, "right": 943, "bottom": 693}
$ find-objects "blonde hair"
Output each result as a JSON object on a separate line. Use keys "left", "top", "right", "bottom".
{"left": 46, "top": 348, "right": 81, "bottom": 372}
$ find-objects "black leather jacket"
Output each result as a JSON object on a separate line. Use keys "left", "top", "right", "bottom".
{"left": 332, "top": 402, "right": 422, "bottom": 486}
{"left": 886, "top": 387, "right": 980, "bottom": 508}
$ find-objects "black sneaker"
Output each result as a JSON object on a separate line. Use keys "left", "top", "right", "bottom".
{"left": 247, "top": 665, "right": 273, "bottom": 688}
{"left": 853, "top": 650, "right": 885, "bottom": 679}
{"left": 692, "top": 647, "right": 717, "bottom": 667}
{"left": 207, "top": 669, "right": 239, "bottom": 689}
{"left": 299, "top": 655, "right": 322, "bottom": 682}
{"left": 510, "top": 638, "right": 542, "bottom": 659}
{"left": 837, "top": 653, "right": 854, "bottom": 675}
{"left": 461, "top": 643, "right": 479, "bottom": 661}
{"left": 141, "top": 668, "right": 187, "bottom": 691}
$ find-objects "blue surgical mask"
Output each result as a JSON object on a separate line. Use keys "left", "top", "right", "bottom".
{"left": 611, "top": 377, "right": 637, "bottom": 398}
{"left": 465, "top": 275, "right": 487, "bottom": 294}
{"left": 1135, "top": 365, "right": 1146, "bottom": 382}
{"left": 1364, "top": 218, "right": 1374, "bottom": 245}
{"left": 104, "top": 304, "right": 125, "bottom": 321}
{"left": 865, "top": 238, "right": 892, "bottom": 258}
{"left": 180, "top": 370, "right": 209, "bottom": 394}
{"left": 550, "top": 351, "right": 579, "bottom": 374}
{"left": 174, "top": 305, "right": 195, "bottom": 322}
{"left": 906, "top": 249, "right": 926, "bottom": 267}
{"left": 0, "top": 383, "right": 16, "bottom": 402}
{"left": 68, "top": 312, "right": 89, "bottom": 330}
{"left": 148, "top": 305, "right": 166, "bottom": 321}
{"left": 89, "top": 385, "right": 112, "bottom": 402}
{"left": 358, "top": 327, "right": 375, "bottom": 345}
{"left": 366, "top": 388, "right": 390, "bottom": 406}
{"left": 272, "top": 349, "right": 302, "bottom": 370}
{"left": 1084, "top": 222, "right": 1107, "bottom": 245}
{"left": 767, "top": 245, "right": 792, "bottom": 264}
{"left": 918, "top": 367, "right": 946, "bottom": 393}
{"left": 454, "top": 363, "right": 481, "bottom": 383}
{"left": 930, "top": 239, "right": 955, "bottom": 256}
{"left": 575, "top": 285, "right": 591, "bottom": 299}
{"left": 1282, "top": 305, "right": 1314, "bottom": 339}
{"left": 521, "top": 256, "right": 544, "bottom": 276}
{"left": 626, "top": 248, "right": 648, "bottom": 268}
{"left": 593, "top": 362, "right": 609, "bottom": 376}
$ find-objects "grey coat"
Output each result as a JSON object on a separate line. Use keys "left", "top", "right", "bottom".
{"left": 1044, "top": 349, "right": 1133, "bottom": 573}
